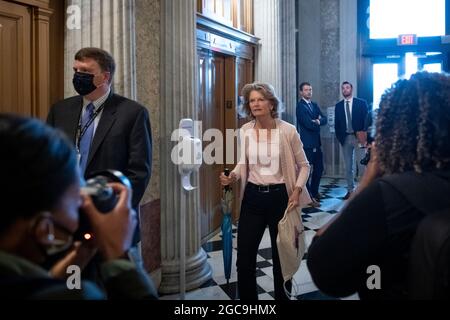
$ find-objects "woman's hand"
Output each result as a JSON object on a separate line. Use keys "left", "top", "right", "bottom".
{"left": 219, "top": 172, "right": 237, "bottom": 186}
{"left": 288, "top": 187, "right": 302, "bottom": 208}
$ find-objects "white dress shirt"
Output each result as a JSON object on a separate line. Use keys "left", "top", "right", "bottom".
{"left": 81, "top": 88, "right": 111, "bottom": 137}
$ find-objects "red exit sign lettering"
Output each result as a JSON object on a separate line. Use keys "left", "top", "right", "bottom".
{"left": 397, "top": 34, "right": 417, "bottom": 45}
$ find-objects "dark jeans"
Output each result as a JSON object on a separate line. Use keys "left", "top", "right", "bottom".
{"left": 304, "top": 148, "right": 324, "bottom": 198}
{"left": 237, "top": 183, "right": 292, "bottom": 300}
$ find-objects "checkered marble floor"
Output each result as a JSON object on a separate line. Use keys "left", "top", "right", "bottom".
{"left": 160, "top": 178, "right": 359, "bottom": 300}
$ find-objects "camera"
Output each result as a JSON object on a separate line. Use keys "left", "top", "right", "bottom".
{"left": 75, "top": 170, "right": 131, "bottom": 240}
{"left": 360, "top": 148, "right": 371, "bottom": 166}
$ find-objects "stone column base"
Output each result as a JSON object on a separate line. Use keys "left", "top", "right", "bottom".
{"left": 159, "top": 248, "right": 212, "bottom": 294}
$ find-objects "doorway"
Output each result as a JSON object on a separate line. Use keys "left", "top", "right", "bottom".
{"left": 358, "top": 0, "right": 450, "bottom": 113}
{"left": 197, "top": 50, "right": 226, "bottom": 241}
{"left": 370, "top": 51, "right": 445, "bottom": 111}
{"left": 197, "top": 49, "right": 253, "bottom": 241}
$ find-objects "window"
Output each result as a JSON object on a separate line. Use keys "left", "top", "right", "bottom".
{"left": 373, "top": 63, "right": 398, "bottom": 110}
{"left": 369, "top": 0, "right": 446, "bottom": 39}
{"left": 423, "top": 63, "right": 443, "bottom": 72}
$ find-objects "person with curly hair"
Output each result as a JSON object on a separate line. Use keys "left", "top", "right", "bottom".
{"left": 307, "top": 72, "right": 450, "bottom": 299}
{"left": 219, "top": 82, "right": 311, "bottom": 300}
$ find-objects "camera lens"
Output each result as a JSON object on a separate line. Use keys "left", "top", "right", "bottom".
{"left": 75, "top": 170, "right": 131, "bottom": 241}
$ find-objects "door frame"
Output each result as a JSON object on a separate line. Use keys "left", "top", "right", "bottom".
{"left": 418, "top": 53, "right": 447, "bottom": 71}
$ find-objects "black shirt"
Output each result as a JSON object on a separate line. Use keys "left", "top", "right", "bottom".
{"left": 307, "top": 171, "right": 450, "bottom": 299}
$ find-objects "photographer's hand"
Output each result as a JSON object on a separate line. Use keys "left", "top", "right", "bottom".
{"left": 49, "top": 241, "right": 97, "bottom": 279}
{"left": 351, "top": 142, "right": 382, "bottom": 199}
{"left": 356, "top": 131, "right": 368, "bottom": 146}
{"left": 81, "top": 183, "right": 137, "bottom": 261}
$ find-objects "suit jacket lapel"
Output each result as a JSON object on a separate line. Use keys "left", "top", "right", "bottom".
{"left": 64, "top": 97, "right": 83, "bottom": 144}
{"left": 87, "top": 94, "right": 117, "bottom": 167}
{"left": 302, "top": 100, "right": 314, "bottom": 116}
{"left": 310, "top": 102, "right": 316, "bottom": 115}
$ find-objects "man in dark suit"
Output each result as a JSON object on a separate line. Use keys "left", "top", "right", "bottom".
{"left": 334, "top": 81, "right": 368, "bottom": 199}
{"left": 47, "top": 47, "right": 152, "bottom": 243}
{"left": 296, "top": 82, "right": 327, "bottom": 207}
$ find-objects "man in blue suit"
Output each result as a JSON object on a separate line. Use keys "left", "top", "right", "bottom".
{"left": 296, "top": 82, "right": 327, "bottom": 207}
{"left": 334, "top": 81, "right": 368, "bottom": 199}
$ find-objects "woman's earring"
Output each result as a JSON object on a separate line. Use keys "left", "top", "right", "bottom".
{"left": 46, "top": 220, "right": 55, "bottom": 243}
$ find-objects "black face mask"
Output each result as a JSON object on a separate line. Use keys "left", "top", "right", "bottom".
{"left": 73, "top": 72, "right": 97, "bottom": 96}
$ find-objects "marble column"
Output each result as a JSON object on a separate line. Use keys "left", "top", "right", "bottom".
{"left": 159, "top": 0, "right": 212, "bottom": 294}
{"left": 280, "top": 0, "right": 297, "bottom": 123}
{"left": 253, "top": 0, "right": 282, "bottom": 95}
{"left": 297, "top": 0, "right": 321, "bottom": 100}
{"left": 339, "top": 0, "right": 358, "bottom": 96}
{"left": 320, "top": 0, "right": 340, "bottom": 109}
{"left": 64, "top": 0, "right": 136, "bottom": 99}
{"left": 135, "top": 0, "right": 161, "bottom": 288}
{"left": 320, "top": 0, "right": 344, "bottom": 178}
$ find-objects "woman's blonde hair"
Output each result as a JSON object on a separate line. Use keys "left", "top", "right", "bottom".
{"left": 239, "top": 82, "right": 284, "bottom": 119}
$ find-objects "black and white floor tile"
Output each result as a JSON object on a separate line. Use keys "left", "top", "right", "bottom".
{"left": 160, "top": 178, "right": 359, "bottom": 300}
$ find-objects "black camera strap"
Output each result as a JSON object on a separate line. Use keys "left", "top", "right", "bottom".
{"left": 75, "top": 102, "right": 107, "bottom": 152}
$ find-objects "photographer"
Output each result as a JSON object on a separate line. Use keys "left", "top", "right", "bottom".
{"left": 0, "top": 114, "right": 157, "bottom": 299}
{"left": 307, "top": 72, "right": 450, "bottom": 299}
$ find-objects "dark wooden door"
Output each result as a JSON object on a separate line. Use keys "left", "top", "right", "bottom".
{"left": 0, "top": 0, "right": 31, "bottom": 115}
{"left": 231, "top": 56, "right": 253, "bottom": 221}
{"left": 198, "top": 49, "right": 254, "bottom": 240}
{"left": 198, "top": 49, "right": 226, "bottom": 240}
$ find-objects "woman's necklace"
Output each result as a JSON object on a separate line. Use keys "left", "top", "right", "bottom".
{"left": 255, "top": 119, "right": 276, "bottom": 142}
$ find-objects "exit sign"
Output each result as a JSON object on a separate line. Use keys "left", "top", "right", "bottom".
{"left": 398, "top": 34, "right": 417, "bottom": 45}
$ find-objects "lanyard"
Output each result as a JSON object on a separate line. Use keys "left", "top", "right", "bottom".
{"left": 75, "top": 102, "right": 106, "bottom": 151}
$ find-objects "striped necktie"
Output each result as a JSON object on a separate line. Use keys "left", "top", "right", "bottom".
{"left": 345, "top": 100, "right": 353, "bottom": 133}
{"left": 79, "top": 102, "right": 95, "bottom": 175}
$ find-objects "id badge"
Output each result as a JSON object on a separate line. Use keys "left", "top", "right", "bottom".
{"left": 76, "top": 151, "right": 81, "bottom": 165}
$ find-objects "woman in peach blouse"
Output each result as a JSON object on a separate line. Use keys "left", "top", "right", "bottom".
{"left": 220, "top": 82, "right": 311, "bottom": 300}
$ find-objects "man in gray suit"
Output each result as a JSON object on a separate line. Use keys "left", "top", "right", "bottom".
{"left": 47, "top": 47, "right": 152, "bottom": 244}
{"left": 334, "top": 81, "right": 368, "bottom": 199}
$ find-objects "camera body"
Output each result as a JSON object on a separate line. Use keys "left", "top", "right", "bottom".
{"left": 360, "top": 148, "right": 371, "bottom": 166}
{"left": 75, "top": 170, "right": 131, "bottom": 240}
